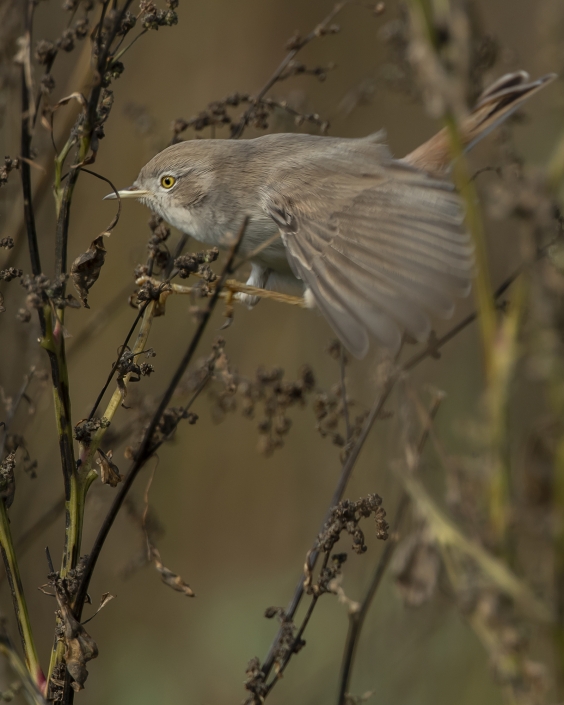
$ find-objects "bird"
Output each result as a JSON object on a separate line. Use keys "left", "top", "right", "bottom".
{"left": 105, "top": 71, "right": 556, "bottom": 358}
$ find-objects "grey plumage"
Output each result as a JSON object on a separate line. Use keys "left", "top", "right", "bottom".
{"left": 109, "top": 71, "right": 556, "bottom": 357}
{"left": 128, "top": 134, "right": 469, "bottom": 357}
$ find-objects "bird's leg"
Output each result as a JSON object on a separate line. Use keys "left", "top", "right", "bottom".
{"left": 237, "top": 262, "right": 271, "bottom": 308}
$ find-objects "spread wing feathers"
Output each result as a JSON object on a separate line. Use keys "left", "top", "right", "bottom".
{"left": 262, "top": 152, "right": 473, "bottom": 358}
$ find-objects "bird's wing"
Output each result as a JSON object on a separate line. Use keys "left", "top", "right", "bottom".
{"left": 261, "top": 142, "right": 473, "bottom": 358}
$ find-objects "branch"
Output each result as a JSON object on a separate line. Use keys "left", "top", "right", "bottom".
{"left": 336, "top": 394, "right": 443, "bottom": 705}
{"left": 54, "top": 0, "right": 135, "bottom": 281}
{"left": 135, "top": 275, "right": 308, "bottom": 308}
{"left": 0, "top": 499, "right": 44, "bottom": 693}
{"left": 19, "top": 1, "right": 42, "bottom": 279}
{"left": 255, "top": 264, "right": 526, "bottom": 689}
{"left": 72, "top": 217, "right": 249, "bottom": 620}
{"left": 0, "top": 368, "right": 36, "bottom": 458}
{"left": 230, "top": 1, "right": 347, "bottom": 138}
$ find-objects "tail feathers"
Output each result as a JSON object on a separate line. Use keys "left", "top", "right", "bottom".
{"left": 465, "top": 71, "right": 557, "bottom": 151}
{"left": 403, "top": 71, "right": 557, "bottom": 176}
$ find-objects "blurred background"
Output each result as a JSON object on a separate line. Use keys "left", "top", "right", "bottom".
{"left": 1, "top": 0, "right": 564, "bottom": 703}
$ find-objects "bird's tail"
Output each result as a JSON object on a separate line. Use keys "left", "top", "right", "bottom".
{"left": 403, "top": 71, "right": 557, "bottom": 176}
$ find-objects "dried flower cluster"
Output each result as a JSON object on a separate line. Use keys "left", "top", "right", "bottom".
{"left": 206, "top": 350, "right": 317, "bottom": 456}
{"left": 174, "top": 247, "right": 220, "bottom": 280}
{"left": 115, "top": 347, "right": 156, "bottom": 402}
{"left": 315, "top": 495, "right": 389, "bottom": 555}
{"left": 0, "top": 157, "right": 19, "bottom": 187}
{"left": 19, "top": 273, "right": 81, "bottom": 314}
{"left": 74, "top": 417, "right": 110, "bottom": 446}
{"left": 264, "top": 606, "right": 305, "bottom": 671}
{"left": 172, "top": 89, "right": 331, "bottom": 142}
{"left": 0, "top": 451, "right": 16, "bottom": 508}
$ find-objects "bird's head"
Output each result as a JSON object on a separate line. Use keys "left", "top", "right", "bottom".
{"left": 104, "top": 142, "right": 214, "bottom": 221}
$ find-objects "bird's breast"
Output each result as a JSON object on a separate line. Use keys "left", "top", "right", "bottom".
{"left": 159, "top": 202, "right": 290, "bottom": 274}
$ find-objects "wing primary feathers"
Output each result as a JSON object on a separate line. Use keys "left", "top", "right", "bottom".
{"left": 263, "top": 139, "right": 474, "bottom": 357}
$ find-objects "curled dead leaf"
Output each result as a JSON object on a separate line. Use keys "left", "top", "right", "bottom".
{"left": 150, "top": 545, "right": 195, "bottom": 597}
{"left": 81, "top": 592, "right": 116, "bottom": 626}
{"left": 96, "top": 449, "right": 122, "bottom": 487}
{"left": 54, "top": 585, "right": 98, "bottom": 691}
{"left": 70, "top": 235, "right": 107, "bottom": 308}
{"left": 141, "top": 465, "right": 194, "bottom": 596}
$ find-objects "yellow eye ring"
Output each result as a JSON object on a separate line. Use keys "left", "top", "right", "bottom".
{"left": 160, "top": 175, "right": 176, "bottom": 189}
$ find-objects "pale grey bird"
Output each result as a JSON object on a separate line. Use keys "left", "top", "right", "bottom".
{"left": 106, "top": 71, "right": 555, "bottom": 358}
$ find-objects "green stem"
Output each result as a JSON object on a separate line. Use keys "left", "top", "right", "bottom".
{"left": 54, "top": 135, "right": 77, "bottom": 218}
{"left": 46, "top": 470, "right": 96, "bottom": 689}
{"left": 41, "top": 306, "right": 75, "bottom": 507}
{"left": 79, "top": 301, "right": 156, "bottom": 472}
{"left": 46, "top": 302, "right": 156, "bottom": 692}
{"left": 444, "top": 113, "right": 497, "bottom": 379}
{"left": 61, "top": 471, "right": 97, "bottom": 576}
{"left": 0, "top": 501, "right": 45, "bottom": 692}
{"left": 41, "top": 303, "right": 84, "bottom": 694}
{"left": 486, "top": 277, "right": 526, "bottom": 546}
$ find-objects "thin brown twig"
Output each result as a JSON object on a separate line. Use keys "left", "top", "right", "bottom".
{"left": 0, "top": 368, "right": 36, "bottom": 458}
{"left": 72, "top": 217, "right": 250, "bottom": 621}
{"left": 336, "top": 393, "right": 444, "bottom": 705}
{"left": 255, "top": 263, "right": 524, "bottom": 686}
{"left": 230, "top": 1, "right": 348, "bottom": 139}
{"left": 261, "top": 553, "right": 331, "bottom": 698}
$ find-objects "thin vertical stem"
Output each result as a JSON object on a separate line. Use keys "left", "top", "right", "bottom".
{"left": 444, "top": 114, "right": 496, "bottom": 379}
{"left": 0, "top": 501, "right": 44, "bottom": 692}
{"left": 19, "top": 2, "right": 42, "bottom": 280}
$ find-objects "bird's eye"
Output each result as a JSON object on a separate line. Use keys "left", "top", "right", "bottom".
{"left": 160, "top": 175, "right": 176, "bottom": 189}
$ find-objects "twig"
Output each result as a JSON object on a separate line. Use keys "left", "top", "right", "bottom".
{"left": 0, "top": 368, "right": 35, "bottom": 458}
{"left": 0, "top": 500, "right": 44, "bottom": 692}
{"left": 230, "top": 2, "right": 348, "bottom": 138}
{"left": 88, "top": 232, "right": 190, "bottom": 421}
{"left": 20, "top": 2, "right": 42, "bottom": 280}
{"left": 54, "top": 0, "right": 135, "bottom": 281}
{"left": 255, "top": 264, "right": 525, "bottom": 686}
{"left": 66, "top": 282, "right": 134, "bottom": 359}
{"left": 336, "top": 394, "right": 443, "bottom": 705}
{"left": 63, "top": 217, "right": 249, "bottom": 704}
{"left": 72, "top": 217, "right": 249, "bottom": 620}
{"left": 86, "top": 300, "right": 152, "bottom": 421}
{"left": 3, "top": 40, "right": 93, "bottom": 275}
{"left": 136, "top": 276, "right": 308, "bottom": 308}
{"left": 261, "top": 553, "right": 331, "bottom": 698}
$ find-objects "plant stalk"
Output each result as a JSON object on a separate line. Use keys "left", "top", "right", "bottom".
{"left": 0, "top": 501, "right": 45, "bottom": 692}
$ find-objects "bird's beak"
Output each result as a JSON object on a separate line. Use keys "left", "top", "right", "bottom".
{"left": 103, "top": 185, "right": 151, "bottom": 201}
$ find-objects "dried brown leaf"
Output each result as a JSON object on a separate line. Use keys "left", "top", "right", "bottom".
{"left": 150, "top": 545, "right": 195, "bottom": 597}
{"left": 96, "top": 449, "right": 122, "bottom": 487}
{"left": 70, "top": 235, "right": 107, "bottom": 308}
{"left": 54, "top": 585, "right": 98, "bottom": 691}
{"left": 81, "top": 592, "right": 116, "bottom": 625}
